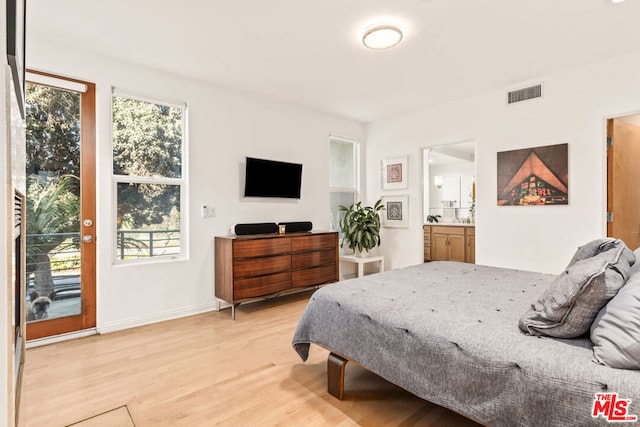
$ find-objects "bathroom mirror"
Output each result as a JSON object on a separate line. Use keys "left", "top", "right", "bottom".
{"left": 423, "top": 141, "right": 476, "bottom": 224}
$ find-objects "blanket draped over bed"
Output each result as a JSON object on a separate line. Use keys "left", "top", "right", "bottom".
{"left": 292, "top": 262, "right": 640, "bottom": 427}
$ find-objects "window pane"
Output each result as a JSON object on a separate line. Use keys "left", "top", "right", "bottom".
{"left": 329, "top": 191, "right": 355, "bottom": 233}
{"left": 329, "top": 140, "right": 355, "bottom": 188}
{"left": 116, "top": 183, "right": 181, "bottom": 260}
{"left": 112, "top": 96, "right": 183, "bottom": 178}
{"left": 25, "top": 82, "right": 82, "bottom": 321}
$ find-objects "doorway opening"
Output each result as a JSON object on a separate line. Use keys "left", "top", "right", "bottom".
{"left": 423, "top": 142, "right": 476, "bottom": 225}
{"left": 422, "top": 141, "right": 476, "bottom": 264}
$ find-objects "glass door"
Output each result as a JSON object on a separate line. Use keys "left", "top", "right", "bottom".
{"left": 24, "top": 72, "right": 96, "bottom": 340}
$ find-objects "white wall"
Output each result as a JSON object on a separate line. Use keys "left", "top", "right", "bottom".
{"left": 366, "top": 51, "right": 640, "bottom": 274}
{"left": 27, "top": 40, "right": 363, "bottom": 332}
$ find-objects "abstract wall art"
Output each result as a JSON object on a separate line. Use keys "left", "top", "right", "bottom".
{"left": 497, "top": 143, "right": 568, "bottom": 206}
{"left": 382, "top": 195, "right": 409, "bottom": 227}
{"left": 381, "top": 156, "right": 408, "bottom": 190}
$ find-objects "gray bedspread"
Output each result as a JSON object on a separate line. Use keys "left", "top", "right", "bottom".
{"left": 292, "top": 262, "right": 640, "bottom": 427}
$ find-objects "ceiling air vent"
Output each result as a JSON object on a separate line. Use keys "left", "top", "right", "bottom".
{"left": 507, "top": 84, "right": 542, "bottom": 104}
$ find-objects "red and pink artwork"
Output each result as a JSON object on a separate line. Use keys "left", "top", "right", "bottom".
{"left": 381, "top": 156, "right": 408, "bottom": 190}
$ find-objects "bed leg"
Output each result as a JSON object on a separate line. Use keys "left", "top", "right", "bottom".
{"left": 327, "top": 352, "right": 348, "bottom": 400}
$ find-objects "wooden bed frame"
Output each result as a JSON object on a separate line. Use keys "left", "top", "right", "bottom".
{"left": 327, "top": 352, "right": 349, "bottom": 399}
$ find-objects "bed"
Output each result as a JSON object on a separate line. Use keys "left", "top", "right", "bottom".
{"left": 292, "top": 258, "right": 640, "bottom": 427}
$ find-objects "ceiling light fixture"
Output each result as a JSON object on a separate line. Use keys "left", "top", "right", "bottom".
{"left": 362, "top": 24, "right": 403, "bottom": 50}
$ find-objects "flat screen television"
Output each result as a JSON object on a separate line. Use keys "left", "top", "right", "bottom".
{"left": 244, "top": 157, "right": 303, "bottom": 199}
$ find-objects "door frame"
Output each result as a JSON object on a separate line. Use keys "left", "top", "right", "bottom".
{"left": 607, "top": 118, "right": 614, "bottom": 238}
{"left": 605, "top": 109, "right": 640, "bottom": 243}
{"left": 25, "top": 71, "right": 96, "bottom": 340}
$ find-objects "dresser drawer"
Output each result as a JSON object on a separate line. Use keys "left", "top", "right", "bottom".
{"left": 233, "top": 255, "right": 291, "bottom": 279}
{"left": 234, "top": 272, "right": 291, "bottom": 300}
{"left": 233, "top": 238, "right": 291, "bottom": 259}
{"left": 291, "top": 234, "right": 336, "bottom": 252}
{"left": 292, "top": 264, "right": 337, "bottom": 288}
{"left": 431, "top": 226, "right": 465, "bottom": 235}
{"left": 291, "top": 249, "right": 335, "bottom": 269}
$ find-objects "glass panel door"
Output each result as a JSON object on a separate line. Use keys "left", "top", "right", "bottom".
{"left": 24, "top": 73, "right": 96, "bottom": 339}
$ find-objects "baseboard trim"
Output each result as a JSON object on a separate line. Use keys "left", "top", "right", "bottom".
{"left": 27, "top": 328, "right": 97, "bottom": 348}
{"left": 97, "top": 302, "right": 217, "bottom": 334}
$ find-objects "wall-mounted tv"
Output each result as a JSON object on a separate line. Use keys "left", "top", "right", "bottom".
{"left": 244, "top": 157, "right": 303, "bottom": 199}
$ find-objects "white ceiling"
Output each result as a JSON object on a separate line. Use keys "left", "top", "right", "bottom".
{"left": 27, "top": 0, "right": 640, "bottom": 123}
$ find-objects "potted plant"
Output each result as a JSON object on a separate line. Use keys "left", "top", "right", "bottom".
{"left": 338, "top": 199, "right": 384, "bottom": 256}
{"left": 426, "top": 214, "right": 441, "bottom": 223}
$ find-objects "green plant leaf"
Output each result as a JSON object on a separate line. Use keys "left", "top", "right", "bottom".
{"left": 336, "top": 199, "right": 383, "bottom": 251}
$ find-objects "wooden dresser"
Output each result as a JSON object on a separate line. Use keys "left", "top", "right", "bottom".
{"left": 215, "top": 231, "right": 338, "bottom": 318}
{"left": 424, "top": 224, "right": 475, "bottom": 264}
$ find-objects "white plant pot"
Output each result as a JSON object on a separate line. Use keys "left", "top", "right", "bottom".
{"left": 355, "top": 248, "right": 370, "bottom": 258}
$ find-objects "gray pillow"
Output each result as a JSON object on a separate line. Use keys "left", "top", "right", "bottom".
{"left": 591, "top": 249, "right": 640, "bottom": 369}
{"left": 519, "top": 239, "right": 635, "bottom": 338}
{"left": 566, "top": 238, "right": 619, "bottom": 267}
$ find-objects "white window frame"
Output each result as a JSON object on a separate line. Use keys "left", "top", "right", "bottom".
{"left": 329, "top": 134, "right": 360, "bottom": 232}
{"left": 111, "top": 88, "right": 188, "bottom": 265}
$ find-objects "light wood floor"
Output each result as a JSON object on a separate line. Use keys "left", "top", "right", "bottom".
{"left": 19, "top": 291, "right": 481, "bottom": 426}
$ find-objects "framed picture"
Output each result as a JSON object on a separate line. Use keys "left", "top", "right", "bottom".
{"left": 381, "top": 156, "right": 408, "bottom": 190}
{"left": 7, "top": 0, "right": 26, "bottom": 118}
{"left": 382, "top": 195, "right": 409, "bottom": 228}
{"left": 497, "top": 143, "right": 568, "bottom": 206}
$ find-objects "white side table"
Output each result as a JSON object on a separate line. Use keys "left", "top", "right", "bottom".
{"left": 339, "top": 254, "right": 384, "bottom": 280}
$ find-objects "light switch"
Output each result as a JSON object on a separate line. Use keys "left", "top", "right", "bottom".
{"left": 202, "top": 205, "right": 216, "bottom": 218}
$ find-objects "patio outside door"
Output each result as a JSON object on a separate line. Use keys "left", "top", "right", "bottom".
{"left": 24, "top": 71, "right": 96, "bottom": 340}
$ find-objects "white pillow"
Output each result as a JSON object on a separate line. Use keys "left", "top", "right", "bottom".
{"left": 590, "top": 249, "right": 640, "bottom": 369}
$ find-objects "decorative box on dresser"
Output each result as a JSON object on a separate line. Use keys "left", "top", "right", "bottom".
{"left": 424, "top": 224, "right": 475, "bottom": 264}
{"left": 215, "top": 231, "right": 338, "bottom": 319}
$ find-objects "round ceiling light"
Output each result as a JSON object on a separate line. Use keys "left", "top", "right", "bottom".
{"left": 362, "top": 24, "right": 403, "bottom": 50}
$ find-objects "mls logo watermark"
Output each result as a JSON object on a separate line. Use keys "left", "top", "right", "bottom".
{"left": 592, "top": 393, "right": 638, "bottom": 422}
